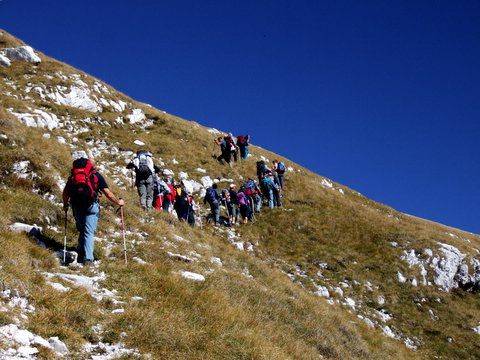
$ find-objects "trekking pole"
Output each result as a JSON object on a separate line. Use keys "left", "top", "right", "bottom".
{"left": 250, "top": 197, "right": 256, "bottom": 222}
{"left": 63, "top": 208, "right": 68, "bottom": 264}
{"left": 119, "top": 200, "right": 127, "bottom": 264}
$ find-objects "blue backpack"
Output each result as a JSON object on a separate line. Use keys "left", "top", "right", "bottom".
{"left": 206, "top": 187, "right": 218, "bottom": 203}
{"left": 277, "top": 162, "right": 286, "bottom": 174}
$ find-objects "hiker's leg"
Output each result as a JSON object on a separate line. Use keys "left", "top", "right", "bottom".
{"left": 153, "top": 195, "right": 162, "bottom": 211}
{"left": 274, "top": 189, "right": 282, "bottom": 207}
{"left": 268, "top": 189, "right": 274, "bottom": 208}
{"left": 245, "top": 146, "right": 249, "bottom": 159}
{"left": 162, "top": 196, "right": 169, "bottom": 211}
{"left": 233, "top": 151, "right": 238, "bottom": 162}
{"left": 145, "top": 176, "right": 154, "bottom": 210}
{"left": 137, "top": 181, "right": 147, "bottom": 210}
{"left": 279, "top": 174, "right": 284, "bottom": 189}
{"left": 213, "top": 201, "right": 220, "bottom": 224}
{"left": 255, "top": 194, "right": 262, "bottom": 213}
{"left": 83, "top": 202, "right": 100, "bottom": 262}
{"left": 73, "top": 206, "right": 87, "bottom": 262}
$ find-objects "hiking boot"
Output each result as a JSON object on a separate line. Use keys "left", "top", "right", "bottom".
{"left": 83, "top": 259, "right": 94, "bottom": 267}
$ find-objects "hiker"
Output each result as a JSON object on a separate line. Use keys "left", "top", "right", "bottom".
{"left": 237, "top": 134, "right": 250, "bottom": 160}
{"left": 126, "top": 150, "right": 157, "bottom": 210}
{"left": 237, "top": 190, "right": 253, "bottom": 224}
{"left": 228, "top": 184, "right": 239, "bottom": 225}
{"left": 153, "top": 168, "right": 171, "bottom": 211}
{"left": 186, "top": 193, "right": 196, "bottom": 226}
{"left": 174, "top": 181, "right": 189, "bottom": 222}
{"left": 163, "top": 174, "right": 176, "bottom": 213}
{"left": 215, "top": 137, "right": 231, "bottom": 166}
{"left": 62, "top": 157, "right": 124, "bottom": 265}
{"left": 261, "top": 173, "right": 282, "bottom": 208}
{"left": 256, "top": 160, "right": 269, "bottom": 183}
{"left": 243, "top": 178, "right": 262, "bottom": 213}
{"left": 273, "top": 160, "right": 286, "bottom": 190}
{"left": 204, "top": 183, "right": 221, "bottom": 225}
{"left": 221, "top": 189, "right": 231, "bottom": 225}
{"left": 225, "top": 133, "right": 238, "bottom": 163}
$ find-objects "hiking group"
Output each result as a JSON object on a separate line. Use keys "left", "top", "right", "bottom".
{"left": 214, "top": 133, "right": 250, "bottom": 167}
{"left": 61, "top": 133, "right": 286, "bottom": 265}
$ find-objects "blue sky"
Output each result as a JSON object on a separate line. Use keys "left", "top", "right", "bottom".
{"left": 2, "top": 1, "right": 479, "bottom": 233}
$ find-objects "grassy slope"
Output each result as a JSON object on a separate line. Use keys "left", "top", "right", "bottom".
{"left": 0, "top": 29, "right": 479, "bottom": 359}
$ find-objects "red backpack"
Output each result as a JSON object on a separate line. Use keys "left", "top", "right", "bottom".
{"left": 166, "top": 184, "right": 176, "bottom": 203}
{"left": 70, "top": 158, "right": 99, "bottom": 206}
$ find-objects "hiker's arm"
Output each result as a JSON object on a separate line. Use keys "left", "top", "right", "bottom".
{"left": 102, "top": 188, "right": 124, "bottom": 207}
{"left": 62, "top": 186, "right": 70, "bottom": 210}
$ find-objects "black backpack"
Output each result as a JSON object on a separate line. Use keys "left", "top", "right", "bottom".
{"left": 136, "top": 150, "right": 152, "bottom": 179}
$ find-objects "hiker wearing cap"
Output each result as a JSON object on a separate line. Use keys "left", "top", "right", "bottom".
{"left": 63, "top": 157, "right": 124, "bottom": 265}
{"left": 204, "top": 183, "right": 221, "bottom": 225}
{"left": 126, "top": 150, "right": 158, "bottom": 210}
{"left": 237, "top": 134, "right": 250, "bottom": 160}
{"left": 228, "top": 184, "right": 239, "bottom": 225}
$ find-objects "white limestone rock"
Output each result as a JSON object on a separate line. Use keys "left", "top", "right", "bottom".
{"left": 314, "top": 285, "right": 330, "bottom": 298}
{"left": 0, "top": 53, "right": 11, "bottom": 66}
{"left": 179, "top": 271, "right": 205, "bottom": 282}
{"left": 46, "top": 85, "right": 101, "bottom": 112}
{"left": 127, "top": 108, "right": 146, "bottom": 124}
{"left": 48, "top": 336, "right": 69, "bottom": 354}
{"left": 3, "top": 46, "right": 41, "bottom": 63}
{"left": 397, "top": 272, "right": 407, "bottom": 283}
{"left": 201, "top": 176, "right": 213, "bottom": 188}
{"left": 431, "top": 243, "right": 465, "bottom": 291}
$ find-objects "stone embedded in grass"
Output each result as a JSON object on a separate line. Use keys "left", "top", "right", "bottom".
{"left": 321, "top": 178, "right": 333, "bottom": 188}
{"left": 314, "top": 285, "right": 330, "bottom": 298}
{"left": 382, "top": 325, "right": 396, "bottom": 339}
{"left": 132, "top": 257, "right": 149, "bottom": 265}
{"left": 397, "top": 272, "right": 407, "bottom": 283}
{"left": 210, "top": 257, "right": 223, "bottom": 266}
{"left": 2, "top": 46, "right": 41, "bottom": 63}
{"left": 200, "top": 176, "right": 213, "bottom": 188}
{"left": 133, "top": 139, "right": 145, "bottom": 146}
{"left": 48, "top": 336, "right": 69, "bottom": 354}
{"left": 0, "top": 53, "right": 11, "bottom": 66}
{"left": 167, "top": 252, "right": 194, "bottom": 263}
{"left": 9, "top": 222, "right": 43, "bottom": 234}
{"left": 179, "top": 271, "right": 205, "bottom": 282}
{"left": 47, "top": 282, "right": 70, "bottom": 293}
{"left": 127, "top": 108, "right": 146, "bottom": 124}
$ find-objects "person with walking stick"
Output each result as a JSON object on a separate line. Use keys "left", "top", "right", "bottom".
{"left": 62, "top": 156, "right": 124, "bottom": 266}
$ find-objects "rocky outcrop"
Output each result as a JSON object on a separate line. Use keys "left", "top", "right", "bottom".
{"left": 2, "top": 46, "right": 41, "bottom": 64}
{"left": 401, "top": 243, "right": 480, "bottom": 293}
